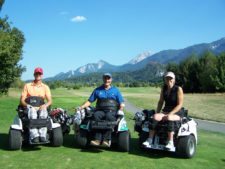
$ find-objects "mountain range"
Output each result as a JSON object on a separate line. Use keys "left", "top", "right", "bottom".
{"left": 46, "top": 37, "right": 225, "bottom": 81}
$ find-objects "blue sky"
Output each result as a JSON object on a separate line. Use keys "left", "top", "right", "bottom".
{"left": 1, "top": 0, "right": 225, "bottom": 80}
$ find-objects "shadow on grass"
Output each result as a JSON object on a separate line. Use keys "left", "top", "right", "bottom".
{"left": 128, "top": 137, "right": 177, "bottom": 159}
{"left": 21, "top": 144, "right": 42, "bottom": 151}
{"left": 61, "top": 133, "right": 177, "bottom": 158}
{"left": 0, "top": 133, "right": 9, "bottom": 151}
{"left": 62, "top": 134, "right": 112, "bottom": 153}
{"left": 62, "top": 134, "right": 76, "bottom": 149}
{"left": 0, "top": 133, "right": 42, "bottom": 151}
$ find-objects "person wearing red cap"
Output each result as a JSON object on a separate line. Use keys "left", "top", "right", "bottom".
{"left": 20, "top": 67, "right": 52, "bottom": 143}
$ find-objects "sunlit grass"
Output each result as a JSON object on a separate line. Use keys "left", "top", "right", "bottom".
{"left": 122, "top": 87, "right": 225, "bottom": 123}
{"left": 0, "top": 88, "right": 224, "bottom": 169}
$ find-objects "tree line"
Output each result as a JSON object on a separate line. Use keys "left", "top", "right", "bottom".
{"left": 45, "top": 79, "right": 161, "bottom": 90}
{"left": 0, "top": 1, "right": 25, "bottom": 95}
{"left": 166, "top": 52, "right": 225, "bottom": 93}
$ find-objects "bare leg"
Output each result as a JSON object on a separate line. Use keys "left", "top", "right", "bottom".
{"left": 143, "top": 113, "right": 166, "bottom": 147}
{"left": 148, "top": 113, "right": 166, "bottom": 138}
{"left": 165, "top": 114, "right": 181, "bottom": 149}
{"left": 168, "top": 131, "right": 174, "bottom": 141}
{"left": 167, "top": 114, "right": 180, "bottom": 141}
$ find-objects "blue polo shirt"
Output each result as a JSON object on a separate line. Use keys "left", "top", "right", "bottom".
{"left": 88, "top": 85, "right": 124, "bottom": 104}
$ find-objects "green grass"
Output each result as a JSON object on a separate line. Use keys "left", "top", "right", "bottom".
{"left": 0, "top": 88, "right": 225, "bottom": 169}
{"left": 122, "top": 87, "right": 225, "bottom": 123}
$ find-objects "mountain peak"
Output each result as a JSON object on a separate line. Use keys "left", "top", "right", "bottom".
{"left": 97, "top": 60, "right": 107, "bottom": 69}
{"left": 128, "top": 51, "right": 152, "bottom": 64}
{"left": 210, "top": 37, "right": 225, "bottom": 50}
{"left": 98, "top": 59, "right": 107, "bottom": 63}
{"left": 46, "top": 37, "right": 225, "bottom": 81}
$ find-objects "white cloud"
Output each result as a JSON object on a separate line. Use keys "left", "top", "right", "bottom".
{"left": 71, "top": 16, "right": 87, "bottom": 23}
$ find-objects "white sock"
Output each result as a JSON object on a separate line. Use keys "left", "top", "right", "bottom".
{"left": 168, "top": 140, "right": 174, "bottom": 145}
{"left": 147, "top": 138, "right": 153, "bottom": 144}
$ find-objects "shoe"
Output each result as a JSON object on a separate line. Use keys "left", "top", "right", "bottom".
{"left": 165, "top": 141, "right": 175, "bottom": 151}
{"left": 31, "top": 137, "right": 39, "bottom": 143}
{"left": 90, "top": 140, "right": 100, "bottom": 146}
{"left": 39, "top": 137, "right": 47, "bottom": 142}
{"left": 102, "top": 140, "right": 111, "bottom": 147}
{"left": 142, "top": 138, "right": 152, "bottom": 148}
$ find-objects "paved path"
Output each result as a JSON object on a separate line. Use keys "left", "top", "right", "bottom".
{"left": 124, "top": 99, "right": 225, "bottom": 134}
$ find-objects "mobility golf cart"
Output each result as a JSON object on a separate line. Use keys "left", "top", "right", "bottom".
{"left": 73, "top": 99, "right": 130, "bottom": 152}
{"left": 134, "top": 108, "right": 197, "bottom": 158}
{"left": 8, "top": 96, "right": 63, "bottom": 150}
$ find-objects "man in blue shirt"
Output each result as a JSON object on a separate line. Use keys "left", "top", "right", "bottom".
{"left": 79, "top": 73, "right": 125, "bottom": 147}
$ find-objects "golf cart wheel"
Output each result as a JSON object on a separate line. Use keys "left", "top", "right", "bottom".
{"left": 9, "top": 129, "right": 22, "bottom": 150}
{"left": 177, "top": 135, "right": 196, "bottom": 158}
{"left": 118, "top": 131, "right": 130, "bottom": 152}
{"left": 139, "top": 131, "right": 149, "bottom": 147}
{"left": 51, "top": 127, "right": 63, "bottom": 147}
{"left": 75, "top": 130, "right": 88, "bottom": 148}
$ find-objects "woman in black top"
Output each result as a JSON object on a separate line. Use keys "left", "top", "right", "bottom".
{"left": 143, "top": 71, "right": 184, "bottom": 150}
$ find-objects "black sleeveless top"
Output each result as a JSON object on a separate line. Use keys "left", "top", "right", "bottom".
{"left": 162, "top": 85, "right": 179, "bottom": 112}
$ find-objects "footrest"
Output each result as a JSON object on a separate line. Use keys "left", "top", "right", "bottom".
{"left": 24, "top": 119, "right": 51, "bottom": 128}
{"left": 29, "top": 140, "right": 50, "bottom": 145}
{"left": 90, "top": 121, "right": 117, "bottom": 130}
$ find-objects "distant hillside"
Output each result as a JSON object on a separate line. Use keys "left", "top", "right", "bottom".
{"left": 45, "top": 37, "right": 225, "bottom": 81}
{"left": 136, "top": 37, "right": 225, "bottom": 66}
{"left": 65, "top": 62, "right": 165, "bottom": 84}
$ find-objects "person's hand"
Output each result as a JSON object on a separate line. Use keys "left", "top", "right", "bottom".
{"left": 76, "top": 106, "right": 83, "bottom": 112}
{"left": 117, "top": 110, "right": 124, "bottom": 116}
{"left": 39, "top": 104, "right": 47, "bottom": 110}
{"left": 26, "top": 104, "right": 32, "bottom": 109}
{"left": 162, "top": 115, "right": 168, "bottom": 121}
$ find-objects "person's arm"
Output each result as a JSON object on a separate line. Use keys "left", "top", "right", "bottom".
{"left": 168, "top": 87, "right": 183, "bottom": 115}
{"left": 40, "top": 85, "right": 52, "bottom": 110}
{"left": 119, "top": 103, "right": 125, "bottom": 111}
{"left": 77, "top": 89, "right": 96, "bottom": 110}
{"left": 20, "top": 84, "right": 28, "bottom": 106}
{"left": 20, "top": 95, "right": 28, "bottom": 107}
{"left": 116, "top": 88, "right": 125, "bottom": 111}
{"left": 156, "top": 88, "right": 164, "bottom": 113}
{"left": 80, "top": 101, "right": 92, "bottom": 109}
{"left": 43, "top": 93, "right": 52, "bottom": 107}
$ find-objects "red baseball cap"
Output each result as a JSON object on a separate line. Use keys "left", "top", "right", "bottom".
{"left": 34, "top": 67, "right": 43, "bottom": 75}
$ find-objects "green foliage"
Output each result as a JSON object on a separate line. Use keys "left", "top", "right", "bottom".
{"left": 0, "top": 16, "right": 25, "bottom": 94}
{"left": 166, "top": 62, "right": 184, "bottom": 87}
{"left": 215, "top": 52, "right": 225, "bottom": 91}
{"left": 47, "top": 62, "right": 165, "bottom": 89}
{"left": 179, "top": 55, "right": 201, "bottom": 92}
{"left": 0, "top": 0, "right": 4, "bottom": 11}
{"left": 166, "top": 52, "right": 225, "bottom": 93}
{"left": 9, "top": 78, "right": 25, "bottom": 89}
{"left": 198, "top": 52, "right": 218, "bottom": 92}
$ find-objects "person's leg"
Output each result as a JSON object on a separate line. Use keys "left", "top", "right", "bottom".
{"left": 91, "top": 111, "right": 105, "bottom": 145}
{"left": 38, "top": 109, "right": 48, "bottom": 142}
{"left": 165, "top": 114, "right": 181, "bottom": 149}
{"left": 94, "top": 110, "right": 105, "bottom": 121}
{"left": 143, "top": 113, "right": 165, "bottom": 147}
{"left": 103, "top": 111, "right": 116, "bottom": 141}
{"left": 27, "top": 106, "right": 39, "bottom": 143}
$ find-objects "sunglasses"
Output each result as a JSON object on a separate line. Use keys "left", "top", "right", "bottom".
{"left": 34, "top": 73, "right": 43, "bottom": 76}
{"left": 165, "top": 77, "right": 173, "bottom": 81}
